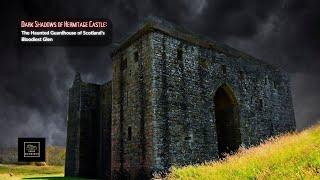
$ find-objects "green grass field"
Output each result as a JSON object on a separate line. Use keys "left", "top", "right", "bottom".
{"left": 0, "top": 164, "right": 86, "bottom": 180}
{"left": 0, "top": 146, "right": 71, "bottom": 180}
{"left": 0, "top": 164, "right": 62, "bottom": 179}
{"left": 168, "top": 123, "right": 320, "bottom": 179}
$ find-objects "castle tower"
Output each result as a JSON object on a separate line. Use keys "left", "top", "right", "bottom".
{"left": 110, "top": 17, "right": 295, "bottom": 179}
{"left": 65, "top": 73, "right": 112, "bottom": 179}
{"left": 65, "top": 72, "right": 81, "bottom": 176}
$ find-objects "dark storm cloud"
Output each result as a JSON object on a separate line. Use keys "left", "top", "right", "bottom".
{"left": 0, "top": 47, "right": 73, "bottom": 147}
{"left": 0, "top": 0, "right": 319, "bottom": 147}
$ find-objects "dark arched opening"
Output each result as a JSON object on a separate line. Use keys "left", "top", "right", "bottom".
{"left": 214, "top": 85, "right": 241, "bottom": 158}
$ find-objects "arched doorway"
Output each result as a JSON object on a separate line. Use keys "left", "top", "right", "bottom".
{"left": 214, "top": 85, "right": 241, "bottom": 158}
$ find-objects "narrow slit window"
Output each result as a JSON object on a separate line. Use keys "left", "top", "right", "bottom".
{"left": 134, "top": 51, "right": 139, "bottom": 62}
{"left": 259, "top": 99, "right": 263, "bottom": 110}
{"left": 121, "top": 58, "right": 127, "bottom": 71}
{"left": 273, "top": 81, "right": 276, "bottom": 89}
{"left": 177, "top": 49, "right": 183, "bottom": 61}
{"left": 265, "top": 76, "right": 268, "bottom": 84}
{"left": 222, "top": 65, "right": 227, "bottom": 74}
{"left": 128, "top": 126, "right": 132, "bottom": 141}
{"left": 126, "top": 90, "right": 129, "bottom": 106}
{"left": 240, "top": 71, "right": 245, "bottom": 80}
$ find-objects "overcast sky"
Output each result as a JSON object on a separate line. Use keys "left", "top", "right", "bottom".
{"left": 0, "top": 0, "right": 319, "bottom": 147}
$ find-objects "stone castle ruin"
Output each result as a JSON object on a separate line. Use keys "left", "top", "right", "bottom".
{"left": 65, "top": 17, "right": 296, "bottom": 179}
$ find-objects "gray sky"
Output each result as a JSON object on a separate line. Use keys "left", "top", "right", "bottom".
{"left": 0, "top": 0, "right": 319, "bottom": 147}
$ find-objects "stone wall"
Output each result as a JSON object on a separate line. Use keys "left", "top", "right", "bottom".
{"left": 111, "top": 33, "right": 154, "bottom": 179}
{"left": 111, "top": 27, "right": 295, "bottom": 177}
{"left": 78, "top": 81, "right": 101, "bottom": 178}
{"left": 150, "top": 31, "right": 296, "bottom": 172}
{"left": 65, "top": 74, "right": 112, "bottom": 179}
{"left": 98, "top": 81, "right": 112, "bottom": 179}
{"left": 65, "top": 73, "right": 81, "bottom": 177}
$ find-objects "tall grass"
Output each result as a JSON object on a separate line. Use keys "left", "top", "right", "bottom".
{"left": 0, "top": 146, "right": 65, "bottom": 166}
{"left": 46, "top": 146, "right": 65, "bottom": 166}
{"left": 168, "top": 124, "right": 320, "bottom": 179}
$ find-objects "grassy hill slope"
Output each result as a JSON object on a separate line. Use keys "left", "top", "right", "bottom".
{"left": 0, "top": 164, "right": 64, "bottom": 180}
{"left": 168, "top": 124, "right": 320, "bottom": 179}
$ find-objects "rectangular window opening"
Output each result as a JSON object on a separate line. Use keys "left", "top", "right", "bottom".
{"left": 259, "top": 99, "right": 263, "bottom": 110}
{"left": 134, "top": 51, "right": 139, "bottom": 62}
{"left": 121, "top": 58, "right": 127, "bottom": 71}
{"left": 177, "top": 49, "right": 183, "bottom": 61}
{"left": 222, "top": 65, "right": 227, "bottom": 74}
{"left": 126, "top": 90, "right": 128, "bottom": 106}
{"left": 240, "top": 71, "right": 245, "bottom": 80}
{"left": 265, "top": 76, "right": 268, "bottom": 84}
{"left": 128, "top": 126, "right": 132, "bottom": 141}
